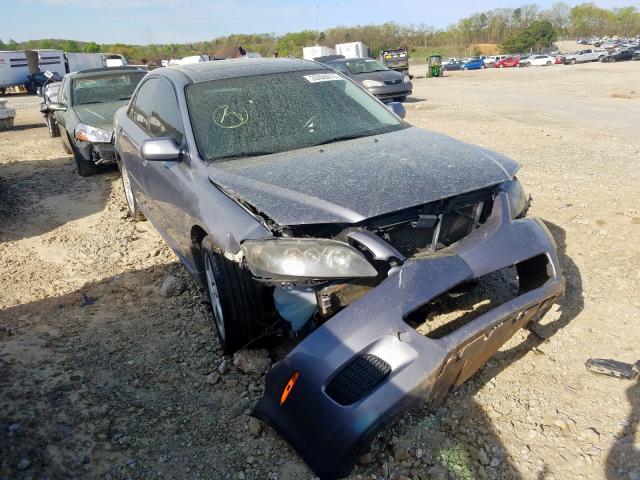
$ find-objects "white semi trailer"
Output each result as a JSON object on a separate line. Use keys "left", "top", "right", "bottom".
{"left": 302, "top": 46, "right": 336, "bottom": 60}
{"left": 335, "top": 42, "right": 370, "bottom": 59}
{"left": 0, "top": 49, "right": 65, "bottom": 93}
{"left": 65, "top": 53, "right": 127, "bottom": 72}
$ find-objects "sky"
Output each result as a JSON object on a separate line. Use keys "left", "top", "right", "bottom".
{"left": 3, "top": 0, "right": 639, "bottom": 45}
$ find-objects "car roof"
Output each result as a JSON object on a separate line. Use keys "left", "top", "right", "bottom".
{"left": 67, "top": 66, "right": 145, "bottom": 79}
{"left": 169, "top": 58, "right": 326, "bottom": 83}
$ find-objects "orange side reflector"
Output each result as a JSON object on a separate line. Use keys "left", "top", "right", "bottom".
{"left": 279, "top": 371, "right": 300, "bottom": 406}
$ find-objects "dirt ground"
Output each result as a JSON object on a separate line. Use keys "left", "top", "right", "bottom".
{"left": 1, "top": 61, "right": 639, "bottom": 480}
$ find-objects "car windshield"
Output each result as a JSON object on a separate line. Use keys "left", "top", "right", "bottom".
{"left": 345, "top": 59, "right": 389, "bottom": 74}
{"left": 71, "top": 72, "right": 146, "bottom": 105}
{"left": 186, "top": 70, "right": 407, "bottom": 162}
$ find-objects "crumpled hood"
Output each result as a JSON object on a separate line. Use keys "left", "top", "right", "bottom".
{"left": 74, "top": 100, "right": 127, "bottom": 131}
{"left": 207, "top": 127, "right": 519, "bottom": 226}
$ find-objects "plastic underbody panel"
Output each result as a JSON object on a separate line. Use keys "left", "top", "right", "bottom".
{"left": 252, "top": 193, "right": 565, "bottom": 479}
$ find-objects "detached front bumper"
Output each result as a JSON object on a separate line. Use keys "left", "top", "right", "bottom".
{"left": 253, "top": 194, "right": 565, "bottom": 479}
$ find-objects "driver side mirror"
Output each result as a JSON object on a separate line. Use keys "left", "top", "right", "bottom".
{"left": 48, "top": 102, "right": 67, "bottom": 112}
{"left": 140, "top": 138, "right": 180, "bottom": 161}
{"left": 386, "top": 101, "right": 406, "bottom": 119}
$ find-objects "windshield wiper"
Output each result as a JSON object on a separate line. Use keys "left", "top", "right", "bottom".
{"left": 312, "top": 132, "right": 383, "bottom": 147}
{"left": 215, "top": 151, "right": 276, "bottom": 160}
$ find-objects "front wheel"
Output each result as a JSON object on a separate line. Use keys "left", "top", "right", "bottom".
{"left": 526, "top": 62, "right": 532, "bottom": 67}
{"left": 481, "top": 64, "right": 486, "bottom": 69}
{"left": 201, "top": 237, "right": 276, "bottom": 354}
{"left": 570, "top": 59, "right": 576, "bottom": 65}
{"left": 499, "top": 64, "right": 505, "bottom": 68}
{"left": 462, "top": 67, "right": 467, "bottom": 71}
{"left": 546, "top": 61, "right": 552, "bottom": 66}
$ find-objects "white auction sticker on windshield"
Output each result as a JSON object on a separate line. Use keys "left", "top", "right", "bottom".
{"left": 303, "top": 73, "right": 343, "bottom": 83}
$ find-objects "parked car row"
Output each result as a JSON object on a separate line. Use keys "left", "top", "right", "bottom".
{"left": 578, "top": 35, "right": 640, "bottom": 50}
{"left": 442, "top": 45, "right": 640, "bottom": 73}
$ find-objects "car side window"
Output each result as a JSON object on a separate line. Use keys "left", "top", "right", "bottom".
{"left": 149, "top": 78, "right": 184, "bottom": 144}
{"left": 129, "top": 78, "right": 157, "bottom": 132}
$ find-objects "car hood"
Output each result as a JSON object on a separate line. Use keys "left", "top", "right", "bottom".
{"left": 350, "top": 69, "right": 404, "bottom": 83}
{"left": 207, "top": 127, "right": 519, "bottom": 226}
{"left": 74, "top": 100, "right": 128, "bottom": 131}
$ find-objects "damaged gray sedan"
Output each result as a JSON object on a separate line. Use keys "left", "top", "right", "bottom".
{"left": 114, "top": 58, "right": 565, "bottom": 479}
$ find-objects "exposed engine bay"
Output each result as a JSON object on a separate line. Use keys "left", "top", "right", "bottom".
{"left": 245, "top": 185, "right": 502, "bottom": 334}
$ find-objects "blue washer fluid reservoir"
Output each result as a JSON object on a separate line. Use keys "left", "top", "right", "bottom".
{"left": 273, "top": 286, "right": 318, "bottom": 332}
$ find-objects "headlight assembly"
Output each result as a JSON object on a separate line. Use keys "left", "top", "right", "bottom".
{"left": 75, "top": 123, "right": 113, "bottom": 143}
{"left": 362, "top": 79, "right": 383, "bottom": 88}
{"left": 499, "top": 179, "right": 529, "bottom": 219}
{"left": 403, "top": 75, "right": 411, "bottom": 83}
{"left": 241, "top": 238, "right": 378, "bottom": 280}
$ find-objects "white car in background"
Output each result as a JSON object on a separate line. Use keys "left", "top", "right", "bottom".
{"left": 519, "top": 54, "right": 556, "bottom": 67}
{"left": 484, "top": 55, "right": 507, "bottom": 65}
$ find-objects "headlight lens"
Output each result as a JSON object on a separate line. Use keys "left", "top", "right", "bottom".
{"left": 403, "top": 75, "right": 411, "bottom": 83}
{"left": 499, "top": 179, "right": 529, "bottom": 219}
{"left": 75, "top": 123, "right": 112, "bottom": 143}
{"left": 241, "top": 238, "right": 378, "bottom": 280}
{"left": 362, "top": 79, "right": 383, "bottom": 88}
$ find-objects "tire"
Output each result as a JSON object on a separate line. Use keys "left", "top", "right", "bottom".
{"left": 47, "top": 115, "right": 60, "bottom": 138}
{"left": 526, "top": 62, "right": 531, "bottom": 67}
{"left": 598, "top": 56, "right": 605, "bottom": 62}
{"left": 201, "top": 236, "right": 276, "bottom": 354}
{"left": 546, "top": 61, "right": 552, "bottom": 66}
{"left": 61, "top": 134, "right": 72, "bottom": 154}
{"left": 120, "top": 161, "right": 145, "bottom": 221}
{"left": 499, "top": 64, "right": 505, "bottom": 68}
{"left": 570, "top": 59, "right": 576, "bottom": 65}
{"left": 462, "top": 67, "right": 467, "bottom": 71}
{"left": 73, "top": 144, "right": 100, "bottom": 177}
{"left": 481, "top": 64, "right": 486, "bottom": 69}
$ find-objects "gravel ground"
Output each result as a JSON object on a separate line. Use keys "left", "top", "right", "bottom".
{"left": 1, "top": 61, "right": 639, "bottom": 480}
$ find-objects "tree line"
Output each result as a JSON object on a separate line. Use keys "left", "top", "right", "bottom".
{"left": 1, "top": 2, "right": 639, "bottom": 63}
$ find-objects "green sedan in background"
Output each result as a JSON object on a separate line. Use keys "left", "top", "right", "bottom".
{"left": 49, "top": 66, "right": 146, "bottom": 176}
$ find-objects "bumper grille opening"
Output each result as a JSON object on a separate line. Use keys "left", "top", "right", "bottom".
{"left": 325, "top": 354, "right": 391, "bottom": 406}
{"left": 404, "top": 254, "right": 552, "bottom": 339}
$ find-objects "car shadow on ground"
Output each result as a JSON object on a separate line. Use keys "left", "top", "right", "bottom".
{"left": 606, "top": 375, "right": 640, "bottom": 478}
{"left": 404, "top": 97, "right": 427, "bottom": 103}
{"left": 0, "top": 262, "right": 222, "bottom": 480}
{"left": 7, "top": 123, "right": 46, "bottom": 132}
{"left": 0, "top": 156, "right": 115, "bottom": 241}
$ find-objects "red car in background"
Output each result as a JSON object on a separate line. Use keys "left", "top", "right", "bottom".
{"left": 554, "top": 55, "right": 564, "bottom": 64}
{"left": 494, "top": 56, "right": 520, "bottom": 68}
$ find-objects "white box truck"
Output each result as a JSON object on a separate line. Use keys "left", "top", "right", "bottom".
{"left": 335, "top": 42, "right": 370, "bottom": 59}
{"left": 66, "top": 53, "right": 127, "bottom": 72}
{"left": 0, "top": 49, "right": 65, "bottom": 94}
{"left": 302, "top": 46, "right": 336, "bottom": 60}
